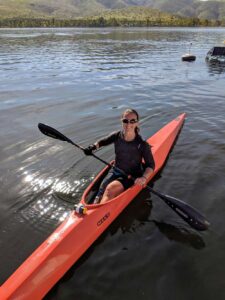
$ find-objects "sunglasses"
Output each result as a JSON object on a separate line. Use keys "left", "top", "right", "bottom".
{"left": 122, "top": 118, "right": 138, "bottom": 124}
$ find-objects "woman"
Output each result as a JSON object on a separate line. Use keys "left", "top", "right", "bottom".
{"left": 84, "top": 109, "right": 155, "bottom": 204}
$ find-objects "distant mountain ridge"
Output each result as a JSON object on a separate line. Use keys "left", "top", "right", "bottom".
{"left": 0, "top": 0, "right": 225, "bottom": 20}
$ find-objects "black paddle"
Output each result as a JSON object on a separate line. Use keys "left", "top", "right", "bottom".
{"left": 38, "top": 123, "right": 210, "bottom": 231}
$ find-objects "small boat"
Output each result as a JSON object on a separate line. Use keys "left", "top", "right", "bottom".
{"left": 206, "top": 46, "right": 225, "bottom": 63}
{"left": 0, "top": 113, "right": 186, "bottom": 300}
{"left": 182, "top": 42, "right": 196, "bottom": 61}
{"left": 182, "top": 53, "right": 196, "bottom": 62}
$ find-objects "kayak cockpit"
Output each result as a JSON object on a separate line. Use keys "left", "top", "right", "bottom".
{"left": 83, "top": 164, "right": 111, "bottom": 204}
{"left": 83, "top": 161, "right": 150, "bottom": 205}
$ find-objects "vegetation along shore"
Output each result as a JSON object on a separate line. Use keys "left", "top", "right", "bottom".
{"left": 0, "top": 7, "right": 224, "bottom": 28}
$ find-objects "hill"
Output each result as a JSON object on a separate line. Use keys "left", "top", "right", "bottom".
{"left": 1, "top": 6, "right": 222, "bottom": 27}
{"left": 0, "top": 0, "right": 224, "bottom": 20}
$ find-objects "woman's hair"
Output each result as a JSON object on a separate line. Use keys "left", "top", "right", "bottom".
{"left": 122, "top": 108, "right": 139, "bottom": 120}
{"left": 121, "top": 108, "right": 140, "bottom": 134}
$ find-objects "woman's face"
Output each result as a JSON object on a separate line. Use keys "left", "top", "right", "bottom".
{"left": 121, "top": 112, "right": 139, "bottom": 133}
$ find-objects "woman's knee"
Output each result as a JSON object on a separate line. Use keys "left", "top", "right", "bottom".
{"left": 104, "top": 181, "right": 124, "bottom": 199}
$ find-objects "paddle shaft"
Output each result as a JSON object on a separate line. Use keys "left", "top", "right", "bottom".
{"left": 38, "top": 123, "right": 209, "bottom": 231}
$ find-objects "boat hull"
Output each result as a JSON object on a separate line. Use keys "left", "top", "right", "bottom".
{"left": 206, "top": 46, "right": 225, "bottom": 63}
{"left": 182, "top": 54, "right": 196, "bottom": 62}
{"left": 0, "top": 113, "right": 186, "bottom": 300}
{"left": 206, "top": 55, "right": 225, "bottom": 63}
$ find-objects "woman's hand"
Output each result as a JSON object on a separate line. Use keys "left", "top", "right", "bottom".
{"left": 83, "top": 143, "right": 98, "bottom": 156}
{"left": 83, "top": 144, "right": 96, "bottom": 155}
{"left": 135, "top": 176, "right": 147, "bottom": 187}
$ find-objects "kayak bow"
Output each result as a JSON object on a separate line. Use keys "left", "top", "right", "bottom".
{"left": 0, "top": 113, "right": 185, "bottom": 300}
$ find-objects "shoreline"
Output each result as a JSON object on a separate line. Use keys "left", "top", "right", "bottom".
{"left": 0, "top": 17, "right": 224, "bottom": 28}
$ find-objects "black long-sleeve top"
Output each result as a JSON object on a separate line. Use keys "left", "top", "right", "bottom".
{"left": 97, "top": 131, "right": 155, "bottom": 177}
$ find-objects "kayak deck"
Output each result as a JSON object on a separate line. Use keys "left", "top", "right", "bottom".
{"left": 0, "top": 113, "right": 186, "bottom": 300}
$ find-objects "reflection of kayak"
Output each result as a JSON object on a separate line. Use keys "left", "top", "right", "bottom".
{"left": 0, "top": 113, "right": 186, "bottom": 300}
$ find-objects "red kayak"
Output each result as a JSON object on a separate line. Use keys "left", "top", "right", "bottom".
{"left": 0, "top": 113, "right": 186, "bottom": 300}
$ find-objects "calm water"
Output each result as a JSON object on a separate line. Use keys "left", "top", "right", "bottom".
{"left": 0, "top": 27, "right": 225, "bottom": 300}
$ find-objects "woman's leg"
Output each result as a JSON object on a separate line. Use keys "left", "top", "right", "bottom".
{"left": 93, "top": 172, "right": 116, "bottom": 203}
{"left": 100, "top": 180, "right": 124, "bottom": 204}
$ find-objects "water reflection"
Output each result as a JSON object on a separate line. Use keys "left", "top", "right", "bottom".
{"left": 206, "top": 60, "right": 225, "bottom": 76}
{"left": 20, "top": 169, "right": 89, "bottom": 225}
{"left": 20, "top": 194, "right": 70, "bottom": 226}
{"left": 154, "top": 221, "right": 205, "bottom": 250}
{"left": 109, "top": 192, "right": 205, "bottom": 250}
{"left": 98, "top": 189, "right": 152, "bottom": 235}
{"left": 23, "top": 169, "right": 87, "bottom": 198}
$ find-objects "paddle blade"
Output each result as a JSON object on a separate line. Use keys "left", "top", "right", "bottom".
{"left": 160, "top": 193, "right": 210, "bottom": 231}
{"left": 38, "top": 123, "right": 74, "bottom": 145}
